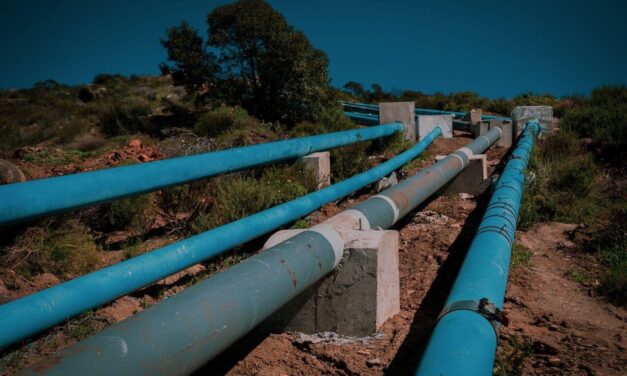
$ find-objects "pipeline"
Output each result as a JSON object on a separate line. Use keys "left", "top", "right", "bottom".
{"left": 340, "top": 101, "right": 511, "bottom": 121}
{"left": 0, "top": 122, "right": 403, "bottom": 225}
{"left": 23, "top": 127, "right": 502, "bottom": 375}
{"left": 0, "top": 129, "right": 440, "bottom": 349}
{"left": 415, "top": 121, "right": 541, "bottom": 376}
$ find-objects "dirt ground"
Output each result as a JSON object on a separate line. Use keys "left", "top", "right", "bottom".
{"left": 1, "top": 133, "right": 625, "bottom": 375}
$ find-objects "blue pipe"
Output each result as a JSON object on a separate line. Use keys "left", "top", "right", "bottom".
{"left": 0, "top": 128, "right": 440, "bottom": 349}
{"left": 344, "top": 111, "right": 380, "bottom": 124}
{"left": 0, "top": 123, "right": 403, "bottom": 225}
{"left": 415, "top": 121, "right": 541, "bottom": 376}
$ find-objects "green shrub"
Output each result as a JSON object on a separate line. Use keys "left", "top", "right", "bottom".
{"left": 108, "top": 193, "right": 152, "bottom": 231}
{"left": 98, "top": 101, "right": 151, "bottom": 136}
{"left": 7, "top": 221, "right": 102, "bottom": 278}
{"left": 193, "top": 106, "right": 251, "bottom": 138}
{"left": 598, "top": 265, "right": 626, "bottom": 306}
{"left": 331, "top": 141, "right": 373, "bottom": 182}
{"left": 191, "top": 163, "right": 316, "bottom": 233}
{"left": 511, "top": 243, "right": 533, "bottom": 268}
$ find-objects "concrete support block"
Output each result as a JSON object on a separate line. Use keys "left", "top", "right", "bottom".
{"left": 472, "top": 121, "right": 490, "bottom": 138}
{"left": 301, "top": 151, "right": 330, "bottom": 189}
{"left": 379, "top": 102, "right": 416, "bottom": 142}
{"left": 512, "top": 106, "right": 553, "bottom": 136}
{"left": 467, "top": 109, "right": 482, "bottom": 125}
{"left": 488, "top": 120, "right": 513, "bottom": 147}
{"left": 417, "top": 114, "right": 453, "bottom": 141}
{"left": 436, "top": 154, "right": 489, "bottom": 196}
{"left": 266, "top": 229, "right": 400, "bottom": 336}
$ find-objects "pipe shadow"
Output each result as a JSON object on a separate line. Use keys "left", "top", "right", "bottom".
{"left": 384, "top": 191, "right": 492, "bottom": 375}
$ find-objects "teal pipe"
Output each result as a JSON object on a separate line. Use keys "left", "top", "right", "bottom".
{"left": 0, "top": 123, "right": 403, "bottom": 225}
{"left": 24, "top": 126, "right": 503, "bottom": 375}
{"left": 416, "top": 121, "right": 541, "bottom": 376}
{"left": 0, "top": 128, "right": 440, "bottom": 349}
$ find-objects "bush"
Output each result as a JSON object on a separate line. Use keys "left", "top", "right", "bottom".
{"left": 191, "top": 163, "right": 317, "bottom": 233}
{"left": 108, "top": 193, "right": 152, "bottom": 231}
{"left": 98, "top": 101, "right": 151, "bottom": 136}
{"left": 193, "top": 106, "right": 251, "bottom": 138}
{"left": 519, "top": 131, "right": 608, "bottom": 228}
{"left": 6, "top": 221, "right": 102, "bottom": 278}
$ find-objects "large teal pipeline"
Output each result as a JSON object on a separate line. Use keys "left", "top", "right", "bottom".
{"left": 415, "top": 121, "right": 541, "bottom": 376}
{"left": 0, "top": 128, "right": 440, "bottom": 350}
{"left": 0, "top": 123, "right": 402, "bottom": 225}
{"left": 23, "top": 127, "right": 502, "bottom": 375}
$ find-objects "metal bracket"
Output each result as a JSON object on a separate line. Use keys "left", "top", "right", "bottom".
{"left": 437, "top": 298, "right": 508, "bottom": 335}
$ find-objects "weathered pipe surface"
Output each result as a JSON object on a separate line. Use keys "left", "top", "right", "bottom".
{"left": 0, "top": 128, "right": 440, "bottom": 349}
{"left": 20, "top": 230, "right": 339, "bottom": 376}
{"left": 0, "top": 122, "right": 402, "bottom": 225}
{"left": 416, "top": 121, "right": 540, "bottom": 376}
{"left": 353, "top": 127, "right": 501, "bottom": 230}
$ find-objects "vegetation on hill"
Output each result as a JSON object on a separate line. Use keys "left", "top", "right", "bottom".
{"left": 520, "top": 85, "right": 627, "bottom": 305}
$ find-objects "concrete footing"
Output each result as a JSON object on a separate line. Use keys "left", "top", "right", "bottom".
{"left": 379, "top": 102, "right": 416, "bottom": 142}
{"left": 264, "top": 228, "right": 400, "bottom": 336}
{"left": 490, "top": 121, "right": 513, "bottom": 147}
{"left": 301, "top": 152, "right": 331, "bottom": 189}
{"left": 417, "top": 114, "right": 453, "bottom": 141}
{"left": 512, "top": 106, "right": 553, "bottom": 136}
{"left": 436, "top": 154, "right": 489, "bottom": 196}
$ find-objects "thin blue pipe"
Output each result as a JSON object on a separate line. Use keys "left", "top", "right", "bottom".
{"left": 415, "top": 121, "right": 541, "bottom": 376}
{"left": 0, "top": 123, "right": 403, "bottom": 225}
{"left": 0, "top": 128, "right": 441, "bottom": 349}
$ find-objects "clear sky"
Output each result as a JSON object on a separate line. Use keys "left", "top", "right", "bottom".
{"left": 1, "top": 0, "right": 626, "bottom": 97}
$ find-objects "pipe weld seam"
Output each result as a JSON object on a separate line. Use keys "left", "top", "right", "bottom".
{"left": 449, "top": 153, "right": 466, "bottom": 168}
{"left": 371, "top": 194, "right": 400, "bottom": 224}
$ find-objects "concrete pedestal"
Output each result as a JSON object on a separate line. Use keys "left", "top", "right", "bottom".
{"left": 467, "top": 109, "right": 482, "bottom": 125}
{"left": 512, "top": 106, "right": 553, "bottom": 136}
{"left": 379, "top": 102, "right": 416, "bottom": 142}
{"left": 264, "top": 229, "right": 400, "bottom": 336}
{"left": 487, "top": 120, "right": 513, "bottom": 148}
{"left": 436, "top": 154, "right": 489, "bottom": 196}
{"left": 473, "top": 122, "right": 490, "bottom": 137}
{"left": 301, "top": 152, "right": 331, "bottom": 189}
{"left": 417, "top": 115, "right": 453, "bottom": 141}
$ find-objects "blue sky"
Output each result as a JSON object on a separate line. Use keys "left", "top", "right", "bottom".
{"left": 1, "top": 0, "right": 626, "bottom": 97}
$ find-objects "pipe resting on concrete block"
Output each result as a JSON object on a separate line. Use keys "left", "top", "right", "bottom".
{"left": 23, "top": 126, "right": 501, "bottom": 375}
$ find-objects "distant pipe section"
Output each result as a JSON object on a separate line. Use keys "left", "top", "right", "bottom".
{"left": 340, "top": 101, "right": 511, "bottom": 121}
{"left": 415, "top": 121, "right": 541, "bottom": 376}
{"left": 24, "top": 127, "right": 502, "bottom": 375}
{"left": 0, "top": 128, "right": 439, "bottom": 350}
{"left": 0, "top": 123, "right": 403, "bottom": 225}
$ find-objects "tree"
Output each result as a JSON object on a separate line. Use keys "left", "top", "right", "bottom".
{"left": 342, "top": 81, "right": 366, "bottom": 100}
{"left": 160, "top": 22, "right": 219, "bottom": 95}
{"left": 207, "top": 0, "right": 331, "bottom": 125}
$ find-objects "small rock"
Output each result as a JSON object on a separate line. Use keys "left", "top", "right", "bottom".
{"left": 138, "top": 154, "right": 153, "bottom": 162}
{"left": 548, "top": 356, "right": 562, "bottom": 366}
{"left": 0, "top": 159, "right": 26, "bottom": 184}
{"left": 458, "top": 193, "right": 474, "bottom": 200}
{"left": 128, "top": 139, "right": 142, "bottom": 148}
{"left": 366, "top": 358, "right": 382, "bottom": 368}
{"left": 549, "top": 324, "right": 559, "bottom": 331}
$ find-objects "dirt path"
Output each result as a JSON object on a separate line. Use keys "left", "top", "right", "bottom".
{"left": 502, "top": 223, "right": 627, "bottom": 375}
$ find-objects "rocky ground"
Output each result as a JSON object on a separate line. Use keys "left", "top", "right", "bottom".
{"left": 1, "top": 132, "right": 625, "bottom": 375}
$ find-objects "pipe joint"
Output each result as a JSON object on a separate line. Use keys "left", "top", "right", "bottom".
{"left": 437, "top": 298, "right": 509, "bottom": 335}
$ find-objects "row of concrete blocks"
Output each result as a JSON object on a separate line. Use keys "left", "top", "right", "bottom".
{"left": 379, "top": 102, "right": 553, "bottom": 147}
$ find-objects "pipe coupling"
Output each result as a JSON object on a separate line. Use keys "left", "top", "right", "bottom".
{"left": 437, "top": 298, "right": 509, "bottom": 335}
